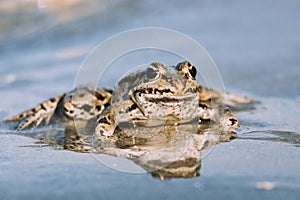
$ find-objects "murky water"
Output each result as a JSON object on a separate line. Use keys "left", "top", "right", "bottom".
{"left": 0, "top": 0, "right": 300, "bottom": 199}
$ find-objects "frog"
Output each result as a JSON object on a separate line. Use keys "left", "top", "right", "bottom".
{"left": 95, "top": 61, "right": 242, "bottom": 137}
{"left": 6, "top": 61, "right": 255, "bottom": 138}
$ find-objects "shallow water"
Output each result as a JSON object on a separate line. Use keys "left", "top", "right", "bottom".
{"left": 0, "top": 0, "right": 300, "bottom": 199}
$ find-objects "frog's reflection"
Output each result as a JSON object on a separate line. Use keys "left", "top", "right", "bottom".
{"left": 63, "top": 121, "right": 235, "bottom": 180}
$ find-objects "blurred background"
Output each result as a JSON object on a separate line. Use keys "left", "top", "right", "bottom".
{"left": 0, "top": 1, "right": 300, "bottom": 199}
{"left": 1, "top": 0, "right": 299, "bottom": 113}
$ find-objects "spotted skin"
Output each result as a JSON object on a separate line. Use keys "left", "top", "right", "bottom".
{"left": 60, "top": 86, "right": 111, "bottom": 120}
{"left": 6, "top": 86, "right": 112, "bottom": 130}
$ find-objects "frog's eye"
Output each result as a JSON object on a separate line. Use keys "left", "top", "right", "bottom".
{"left": 146, "top": 66, "right": 159, "bottom": 79}
{"left": 188, "top": 65, "right": 197, "bottom": 79}
{"left": 175, "top": 61, "right": 197, "bottom": 79}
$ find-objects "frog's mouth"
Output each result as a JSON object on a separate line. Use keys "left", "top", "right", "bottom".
{"left": 132, "top": 87, "right": 198, "bottom": 102}
{"left": 132, "top": 87, "right": 196, "bottom": 97}
{"left": 133, "top": 88, "right": 173, "bottom": 96}
{"left": 131, "top": 88, "right": 199, "bottom": 122}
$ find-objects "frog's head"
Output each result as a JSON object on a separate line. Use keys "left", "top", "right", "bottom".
{"left": 131, "top": 62, "right": 198, "bottom": 96}
{"left": 129, "top": 62, "right": 200, "bottom": 121}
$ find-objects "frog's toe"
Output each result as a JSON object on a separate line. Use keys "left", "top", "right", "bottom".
{"left": 95, "top": 124, "right": 115, "bottom": 137}
{"left": 95, "top": 115, "right": 115, "bottom": 137}
{"left": 16, "top": 115, "right": 44, "bottom": 130}
{"left": 221, "top": 109, "right": 239, "bottom": 132}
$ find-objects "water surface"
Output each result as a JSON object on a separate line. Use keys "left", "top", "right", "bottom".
{"left": 0, "top": 0, "right": 300, "bottom": 199}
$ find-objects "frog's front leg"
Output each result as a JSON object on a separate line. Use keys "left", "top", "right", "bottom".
{"left": 95, "top": 101, "right": 146, "bottom": 137}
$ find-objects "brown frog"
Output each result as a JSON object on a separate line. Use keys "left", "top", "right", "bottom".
{"left": 6, "top": 61, "right": 255, "bottom": 137}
